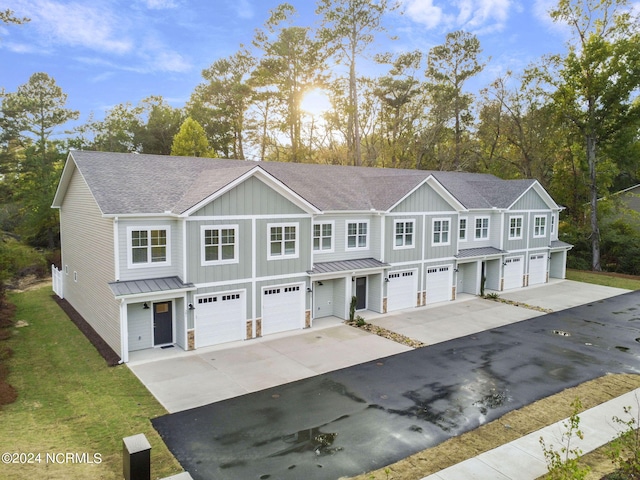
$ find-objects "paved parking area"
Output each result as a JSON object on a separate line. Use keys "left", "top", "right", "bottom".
{"left": 129, "top": 280, "right": 629, "bottom": 413}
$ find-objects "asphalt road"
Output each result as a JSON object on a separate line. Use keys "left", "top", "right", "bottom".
{"left": 152, "top": 291, "right": 640, "bottom": 480}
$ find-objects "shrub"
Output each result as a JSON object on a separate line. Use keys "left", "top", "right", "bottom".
{"left": 608, "top": 398, "right": 640, "bottom": 478}
{"left": 539, "top": 398, "right": 590, "bottom": 480}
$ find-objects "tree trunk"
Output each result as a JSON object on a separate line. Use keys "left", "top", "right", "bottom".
{"left": 587, "top": 133, "right": 601, "bottom": 271}
{"left": 350, "top": 53, "right": 362, "bottom": 166}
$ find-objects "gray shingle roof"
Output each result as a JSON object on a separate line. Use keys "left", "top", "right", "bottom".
{"left": 63, "top": 151, "right": 550, "bottom": 215}
{"left": 308, "top": 258, "right": 389, "bottom": 275}
{"left": 108, "top": 276, "right": 195, "bottom": 297}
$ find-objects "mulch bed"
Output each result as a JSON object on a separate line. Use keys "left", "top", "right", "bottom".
{"left": 52, "top": 295, "right": 121, "bottom": 366}
{"left": 345, "top": 320, "right": 426, "bottom": 348}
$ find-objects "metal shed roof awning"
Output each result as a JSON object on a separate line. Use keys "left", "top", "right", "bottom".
{"left": 455, "top": 247, "right": 507, "bottom": 259}
{"left": 550, "top": 240, "right": 573, "bottom": 250}
{"left": 109, "top": 276, "right": 196, "bottom": 299}
{"left": 307, "top": 258, "right": 390, "bottom": 276}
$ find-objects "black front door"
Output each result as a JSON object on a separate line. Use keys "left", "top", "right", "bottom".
{"left": 153, "top": 301, "right": 173, "bottom": 345}
{"left": 355, "top": 277, "right": 366, "bottom": 310}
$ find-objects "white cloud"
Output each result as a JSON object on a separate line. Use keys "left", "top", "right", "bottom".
{"left": 234, "top": 0, "right": 254, "bottom": 19}
{"left": 403, "top": 0, "right": 512, "bottom": 33}
{"left": 403, "top": 0, "right": 447, "bottom": 29}
{"left": 142, "top": 0, "right": 179, "bottom": 9}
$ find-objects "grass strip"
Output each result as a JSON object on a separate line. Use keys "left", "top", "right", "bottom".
{"left": 0, "top": 286, "right": 182, "bottom": 480}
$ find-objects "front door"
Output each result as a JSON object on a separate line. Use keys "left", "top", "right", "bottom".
{"left": 153, "top": 301, "right": 173, "bottom": 345}
{"left": 355, "top": 277, "right": 367, "bottom": 310}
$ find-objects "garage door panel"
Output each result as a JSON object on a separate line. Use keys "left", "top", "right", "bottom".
{"left": 262, "top": 284, "right": 304, "bottom": 336}
{"left": 195, "top": 291, "right": 245, "bottom": 348}
{"left": 529, "top": 254, "right": 547, "bottom": 285}
{"left": 387, "top": 270, "right": 417, "bottom": 312}
{"left": 503, "top": 257, "right": 523, "bottom": 290}
{"left": 426, "top": 265, "right": 452, "bottom": 304}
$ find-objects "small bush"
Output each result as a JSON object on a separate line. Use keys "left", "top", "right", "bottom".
{"left": 608, "top": 398, "right": 640, "bottom": 478}
{"left": 355, "top": 315, "right": 366, "bottom": 327}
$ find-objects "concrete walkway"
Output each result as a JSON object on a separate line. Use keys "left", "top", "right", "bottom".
{"left": 422, "top": 388, "right": 640, "bottom": 480}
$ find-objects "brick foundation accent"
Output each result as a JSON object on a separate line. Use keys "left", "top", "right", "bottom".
{"left": 416, "top": 292, "right": 421, "bottom": 307}
{"left": 451, "top": 286, "right": 456, "bottom": 300}
{"left": 524, "top": 274, "right": 529, "bottom": 287}
{"left": 187, "top": 330, "right": 195, "bottom": 350}
{"left": 382, "top": 297, "right": 387, "bottom": 314}
{"left": 246, "top": 320, "right": 253, "bottom": 339}
{"left": 256, "top": 318, "right": 262, "bottom": 337}
{"left": 305, "top": 310, "right": 311, "bottom": 328}
{"left": 422, "top": 291, "right": 426, "bottom": 305}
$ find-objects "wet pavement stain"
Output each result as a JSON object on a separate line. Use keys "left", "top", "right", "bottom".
{"left": 152, "top": 290, "right": 640, "bottom": 480}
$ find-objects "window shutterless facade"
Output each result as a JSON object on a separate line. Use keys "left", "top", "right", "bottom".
{"left": 268, "top": 223, "right": 298, "bottom": 259}
{"left": 459, "top": 217, "right": 467, "bottom": 241}
{"left": 475, "top": 217, "right": 489, "bottom": 240}
{"left": 394, "top": 220, "right": 415, "bottom": 249}
{"left": 534, "top": 215, "right": 547, "bottom": 238}
{"left": 509, "top": 216, "right": 523, "bottom": 239}
{"left": 201, "top": 225, "right": 238, "bottom": 265}
{"left": 313, "top": 222, "right": 334, "bottom": 252}
{"left": 432, "top": 218, "right": 451, "bottom": 245}
{"left": 346, "top": 221, "right": 369, "bottom": 250}
{"left": 128, "top": 227, "right": 170, "bottom": 267}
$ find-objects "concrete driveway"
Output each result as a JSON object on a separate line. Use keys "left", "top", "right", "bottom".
{"left": 129, "top": 280, "right": 628, "bottom": 413}
{"left": 152, "top": 282, "right": 640, "bottom": 480}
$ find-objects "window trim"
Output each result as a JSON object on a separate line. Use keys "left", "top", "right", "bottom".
{"left": 459, "top": 217, "right": 467, "bottom": 241}
{"left": 533, "top": 215, "right": 547, "bottom": 238}
{"left": 201, "top": 225, "right": 239, "bottom": 266}
{"left": 312, "top": 221, "right": 334, "bottom": 253}
{"left": 550, "top": 213, "right": 556, "bottom": 236}
{"left": 509, "top": 216, "right": 523, "bottom": 240}
{"left": 393, "top": 219, "right": 416, "bottom": 250}
{"left": 267, "top": 222, "right": 299, "bottom": 260}
{"left": 127, "top": 226, "right": 171, "bottom": 268}
{"left": 432, "top": 217, "right": 451, "bottom": 246}
{"left": 474, "top": 216, "right": 490, "bottom": 240}
{"left": 345, "top": 220, "right": 370, "bottom": 251}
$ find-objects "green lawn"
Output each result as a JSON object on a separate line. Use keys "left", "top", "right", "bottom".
{"left": 0, "top": 286, "right": 182, "bottom": 480}
{"left": 567, "top": 268, "right": 640, "bottom": 291}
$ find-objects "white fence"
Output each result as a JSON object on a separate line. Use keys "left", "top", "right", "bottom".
{"left": 51, "top": 264, "right": 63, "bottom": 299}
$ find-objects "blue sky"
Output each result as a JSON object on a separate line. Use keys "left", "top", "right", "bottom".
{"left": 2, "top": 0, "right": 635, "bottom": 130}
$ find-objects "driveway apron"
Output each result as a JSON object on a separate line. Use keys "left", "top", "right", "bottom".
{"left": 152, "top": 290, "right": 640, "bottom": 480}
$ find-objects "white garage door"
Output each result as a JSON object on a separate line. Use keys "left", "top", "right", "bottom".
{"left": 503, "top": 257, "right": 524, "bottom": 290}
{"left": 262, "top": 284, "right": 304, "bottom": 336}
{"left": 426, "top": 266, "right": 452, "bottom": 304}
{"left": 529, "top": 253, "right": 547, "bottom": 285}
{"left": 387, "top": 270, "right": 417, "bottom": 312}
{"left": 195, "top": 291, "right": 245, "bottom": 348}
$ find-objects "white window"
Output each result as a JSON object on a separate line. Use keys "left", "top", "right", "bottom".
{"left": 509, "top": 216, "right": 523, "bottom": 240}
{"left": 475, "top": 217, "right": 489, "bottom": 240}
{"left": 128, "top": 227, "right": 170, "bottom": 267}
{"left": 551, "top": 214, "right": 556, "bottom": 236}
{"left": 313, "top": 222, "right": 334, "bottom": 252}
{"left": 459, "top": 217, "right": 467, "bottom": 241}
{"left": 534, "top": 215, "right": 547, "bottom": 238}
{"left": 201, "top": 225, "right": 238, "bottom": 265}
{"left": 432, "top": 218, "right": 450, "bottom": 245}
{"left": 268, "top": 223, "right": 298, "bottom": 259}
{"left": 394, "top": 220, "right": 415, "bottom": 249}
{"left": 346, "top": 221, "right": 369, "bottom": 250}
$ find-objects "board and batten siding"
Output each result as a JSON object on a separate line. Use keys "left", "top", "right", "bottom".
{"left": 191, "top": 176, "right": 307, "bottom": 217}
{"left": 424, "top": 213, "right": 458, "bottom": 260}
{"left": 511, "top": 189, "right": 550, "bottom": 211}
{"left": 384, "top": 215, "right": 423, "bottom": 264}
{"left": 117, "top": 218, "right": 182, "bottom": 282}
{"left": 185, "top": 219, "right": 253, "bottom": 284}
{"left": 59, "top": 167, "right": 121, "bottom": 356}
{"left": 391, "top": 182, "right": 455, "bottom": 213}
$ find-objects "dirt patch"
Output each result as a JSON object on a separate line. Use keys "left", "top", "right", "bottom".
{"left": 347, "top": 373, "right": 640, "bottom": 480}
{"left": 52, "top": 295, "right": 121, "bottom": 366}
{"left": 7, "top": 275, "right": 52, "bottom": 292}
